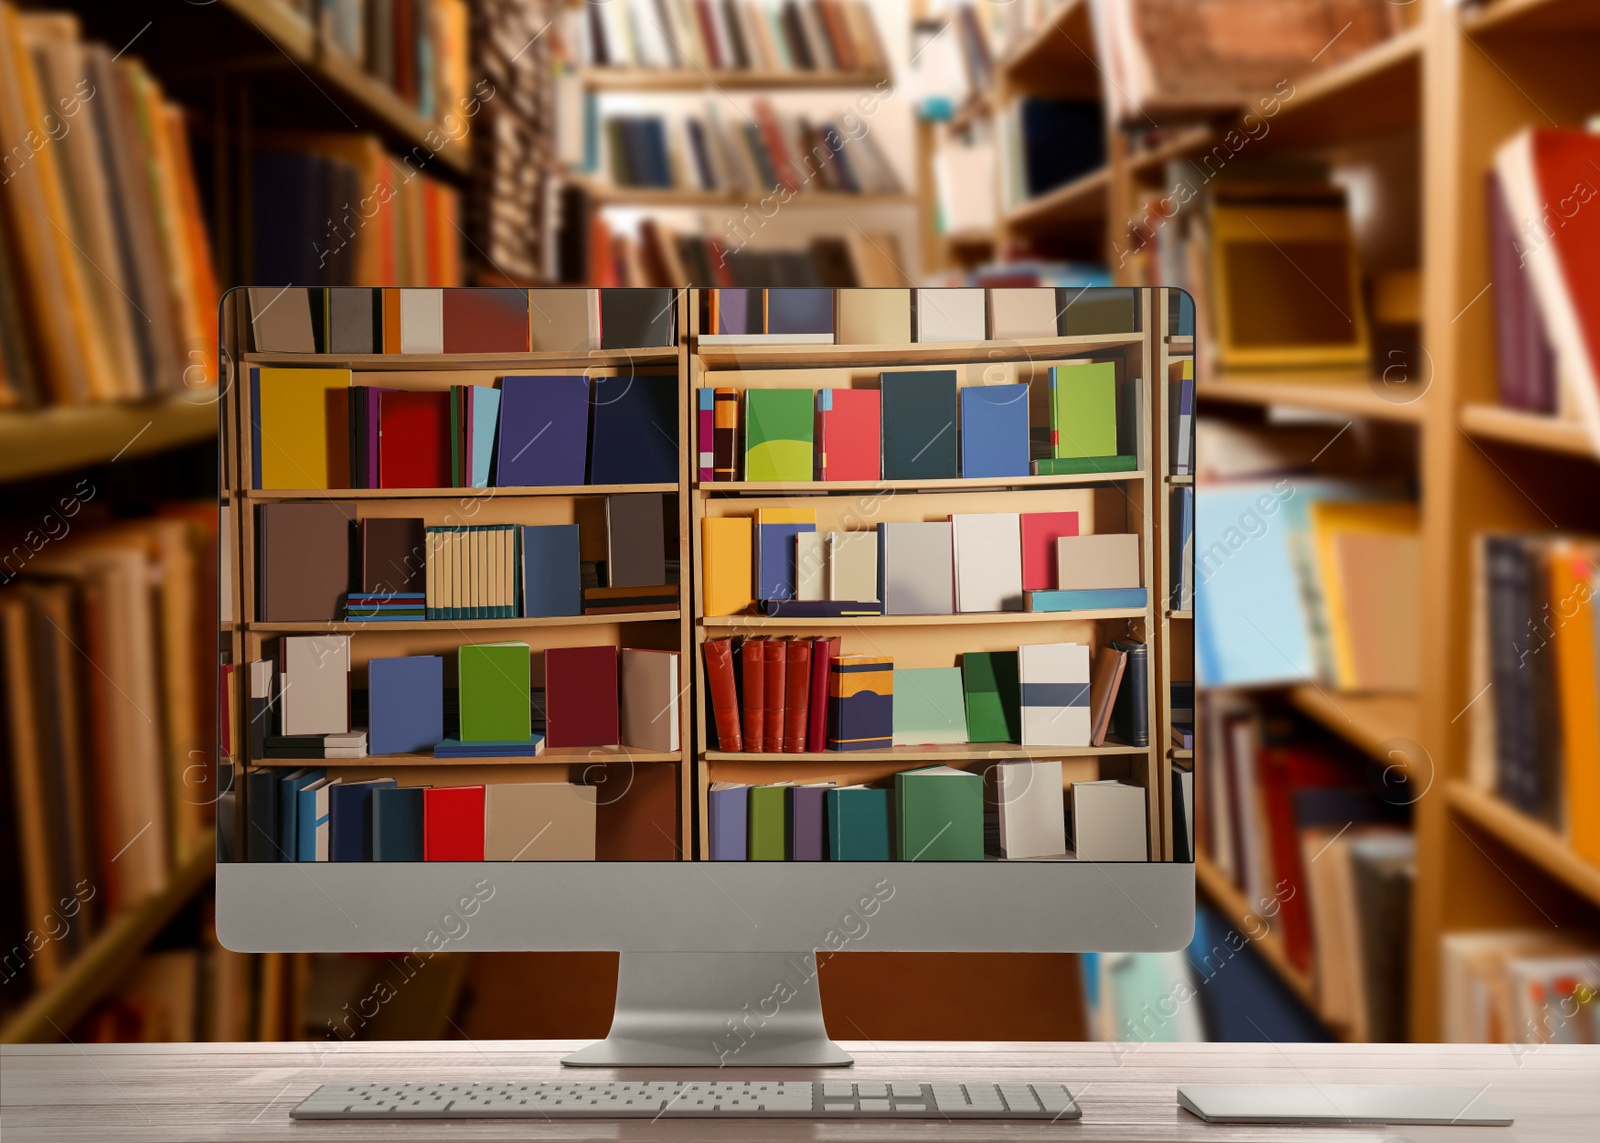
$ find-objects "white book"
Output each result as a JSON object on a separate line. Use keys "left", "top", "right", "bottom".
{"left": 1018, "top": 642, "right": 1091, "bottom": 747}
{"left": 281, "top": 635, "right": 350, "bottom": 736}
{"left": 398, "top": 289, "right": 443, "bottom": 354}
{"left": 826, "top": 531, "right": 877, "bottom": 601}
{"left": 796, "top": 532, "right": 825, "bottom": 601}
{"left": 915, "top": 288, "right": 987, "bottom": 342}
{"left": 1071, "top": 780, "right": 1148, "bottom": 861}
{"left": 952, "top": 513, "right": 1023, "bottom": 612}
{"left": 995, "top": 760, "right": 1067, "bottom": 859}
{"left": 933, "top": 145, "right": 997, "bottom": 234}
{"left": 1056, "top": 533, "right": 1142, "bottom": 590}
{"left": 879, "top": 522, "right": 954, "bottom": 615}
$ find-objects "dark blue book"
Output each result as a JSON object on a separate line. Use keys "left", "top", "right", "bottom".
{"left": 496, "top": 375, "right": 589, "bottom": 486}
{"left": 960, "top": 384, "right": 1030, "bottom": 478}
{"left": 755, "top": 519, "right": 815, "bottom": 601}
{"left": 766, "top": 288, "right": 834, "bottom": 336}
{"left": 329, "top": 778, "right": 396, "bottom": 861}
{"left": 590, "top": 373, "right": 678, "bottom": 484}
{"left": 372, "top": 786, "right": 425, "bottom": 861}
{"left": 247, "top": 768, "right": 280, "bottom": 862}
{"left": 521, "top": 524, "right": 582, "bottom": 617}
{"left": 1018, "top": 98, "right": 1104, "bottom": 198}
{"left": 708, "top": 783, "right": 748, "bottom": 860}
{"left": 881, "top": 370, "right": 959, "bottom": 479}
{"left": 368, "top": 655, "right": 444, "bottom": 755}
{"left": 1187, "top": 906, "right": 1334, "bottom": 1042}
{"left": 276, "top": 767, "right": 326, "bottom": 861}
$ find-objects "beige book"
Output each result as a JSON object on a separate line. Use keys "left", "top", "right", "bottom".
{"left": 281, "top": 635, "right": 350, "bottom": 735}
{"left": 1070, "top": 780, "right": 1147, "bottom": 861}
{"left": 995, "top": 760, "right": 1066, "bottom": 859}
{"left": 835, "top": 288, "right": 911, "bottom": 344}
{"left": 916, "top": 288, "right": 987, "bottom": 342}
{"left": 796, "top": 532, "right": 826, "bottom": 601}
{"left": 1056, "top": 533, "right": 1142, "bottom": 590}
{"left": 826, "top": 531, "right": 878, "bottom": 602}
{"left": 619, "top": 647, "right": 680, "bottom": 753}
{"left": 987, "top": 287, "right": 1058, "bottom": 340}
{"left": 484, "top": 782, "right": 598, "bottom": 860}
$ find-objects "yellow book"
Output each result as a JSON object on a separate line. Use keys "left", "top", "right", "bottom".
{"left": 1550, "top": 542, "right": 1600, "bottom": 864}
{"left": 256, "top": 367, "right": 351, "bottom": 489}
{"left": 1308, "top": 500, "right": 1419, "bottom": 691}
{"left": 702, "top": 517, "right": 753, "bottom": 617}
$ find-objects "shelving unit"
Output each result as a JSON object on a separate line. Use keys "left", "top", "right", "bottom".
{"left": 0, "top": 390, "right": 219, "bottom": 483}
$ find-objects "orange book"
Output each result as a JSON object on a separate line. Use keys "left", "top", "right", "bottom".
{"left": 1551, "top": 543, "right": 1600, "bottom": 862}
{"left": 382, "top": 289, "right": 403, "bottom": 353}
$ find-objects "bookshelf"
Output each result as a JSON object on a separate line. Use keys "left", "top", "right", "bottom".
{"left": 0, "top": 390, "right": 219, "bottom": 483}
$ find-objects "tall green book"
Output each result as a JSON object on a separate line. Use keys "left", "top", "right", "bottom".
{"left": 961, "top": 651, "right": 1021, "bottom": 744}
{"left": 827, "top": 786, "right": 891, "bottom": 860}
{"left": 1049, "top": 361, "right": 1118, "bottom": 459}
{"left": 744, "top": 389, "right": 814, "bottom": 482}
{"left": 458, "top": 642, "right": 531, "bottom": 741}
{"left": 891, "top": 667, "right": 968, "bottom": 745}
{"left": 895, "top": 766, "right": 983, "bottom": 861}
{"left": 748, "top": 784, "right": 789, "bottom": 860}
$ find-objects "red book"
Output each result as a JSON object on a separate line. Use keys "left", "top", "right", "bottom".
{"left": 1261, "top": 743, "right": 1361, "bottom": 973}
{"left": 762, "top": 638, "right": 787, "bottom": 753}
{"left": 1020, "top": 511, "right": 1081, "bottom": 592}
{"left": 741, "top": 638, "right": 767, "bottom": 754}
{"left": 545, "top": 645, "right": 619, "bottom": 748}
{"left": 782, "top": 639, "right": 812, "bottom": 753}
{"left": 693, "top": 0, "right": 723, "bottom": 68}
{"left": 815, "top": 389, "right": 880, "bottom": 481}
{"left": 752, "top": 99, "right": 798, "bottom": 191}
{"left": 703, "top": 638, "right": 743, "bottom": 752}
{"left": 806, "top": 636, "right": 838, "bottom": 753}
{"left": 378, "top": 390, "right": 451, "bottom": 489}
{"left": 423, "top": 786, "right": 485, "bottom": 860}
{"left": 442, "top": 289, "right": 531, "bottom": 354}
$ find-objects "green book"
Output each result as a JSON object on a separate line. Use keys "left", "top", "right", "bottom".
{"left": 827, "top": 786, "right": 891, "bottom": 861}
{"left": 457, "top": 641, "right": 531, "bottom": 741}
{"left": 744, "top": 389, "right": 814, "bottom": 482}
{"left": 1049, "top": 361, "right": 1118, "bottom": 459}
{"left": 891, "top": 668, "right": 968, "bottom": 745}
{"left": 1032, "top": 454, "right": 1138, "bottom": 476}
{"left": 895, "top": 766, "right": 983, "bottom": 861}
{"left": 748, "top": 784, "right": 789, "bottom": 860}
{"left": 961, "top": 651, "right": 1021, "bottom": 744}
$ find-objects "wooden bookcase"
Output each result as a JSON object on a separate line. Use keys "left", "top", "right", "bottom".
{"left": 686, "top": 289, "right": 1182, "bottom": 861}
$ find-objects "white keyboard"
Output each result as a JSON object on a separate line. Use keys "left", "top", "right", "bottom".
{"left": 291, "top": 1079, "right": 1082, "bottom": 1120}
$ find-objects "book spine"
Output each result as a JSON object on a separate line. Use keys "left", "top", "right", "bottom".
{"left": 783, "top": 638, "right": 811, "bottom": 752}
{"left": 806, "top": 635, "right": 833, "bottom": 752}
{"left": 697, "top": 388, "right": 715, "bottom": 482}
{"left": 704, "top": 638, "right": 743, "bottom": 752}
{"left": 762, "top": 637, "right": 786, "bottom": 753}
{"left": 714, "top": 387, "right": 738, "bottom": 481}
{"left": 741, "top": 637, "right": 766, "bottom": 753}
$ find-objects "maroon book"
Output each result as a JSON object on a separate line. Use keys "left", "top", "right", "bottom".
{"left": 741, "top": 638, "right": 766, "bottom": 755}
{"left": 806, "top": 636, "right": 839, "bottom": 753}
{"left": 442, "top": 288, "right": 531, "bottom": 354}
{"left": 545, "top": 645, "right": 619, "bottom": 748}
{"left": 762, "top": 637, "right": 787, "bottom": 754}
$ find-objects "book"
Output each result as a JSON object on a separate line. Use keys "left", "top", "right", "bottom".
{"left": 915, "top": 287, "right": 986, "bottom": 342}
{"left": 520, "top": 524, "right": 582, "bottom": 617}
{"left": 1019, "top": 511, "right": 1081, "bottom": 593}
{"left": 994, "top": 760, "right": 1066, "bottom": 859}
{"left": 713, "top": 387, "right": 740, "bottom": 480}
{"left": 891, "top": 667, "right": 968, "bottom": 745}
{"left": 620, "top": 648, "right": 681, "bottom": 752}
{"left": 599, "top": 287, "right": 676, "bottom": 348}
{"left": 378, "top": 389, "right": 451, "bottom": 488}
{"left": 327, "top": 287, "right": 380, "bottom": 353}
{"left": 1168, "top": 359, "right": 1195, "bottom": 475}
{"left": 1047, "top": 362, "right": 1119, "bottom": 459}
{"left": 495, "top": 375, "right": 589, "bottom": 486}
{"left": 742, "top": 638, "right": 768, "bottom": 754}
{"left": 255, "top": 367, "right": 351, "bottom": 489}
{"left": 276, "top": 768, "right": 326, "bottom": 861}
{"left": 744, "top": 388, "right": 814, "bottom": 482}
{"left": 1070, "top": 780, "right": 1147, "bottom": 861}
{"left": 826, "top": 785, "right": 891, "bottom": 860}
{"left": 824, "top": 530, "right": 877, "bottom": 602}
{"left": 807, "top": 635, "right": 839, "bottom": 753}
{"left": 329, "top": 779, "right": 396, "bottom": 862}
{"left": 814, "top": 389, "right": 881, "bottom": 481}
{"left": 761, "top": 637, "right": 786, "bottom": 753}
{"left": 797, "top": 532, "right": 825, "bottom": 601}
{"left": 249, "top": 288, "right": 316, "bottom": 353}
{"left": 962, "top": 651, "right": 1021, "bottom": 745}
{"left": 896, "top": 766, "right": 983, "bottom": 861}
{"left": 703, "top": 638, "right": 743, "bottom": 752}
{"left": 1056, "top": 533, "right": 1143, "bottom": 591}
{"left": 368, "top": 655, "right": 445, "bottom": 756}
{"left": 470, "top": 386, "right": 501, "bottom": 488}
{"left": 708, "top": 782, "right": 749, "bottom": 860}
{"left": 951, "top": 512, "right": 1023, "bottom": 612}
{"left": 835, "top": 288, "right": 909, "bottom": 344}
{"left": 361, "top": 517, "right": 426, "bottom": 595}
{"left": 423, "top": 786, "right": 485, "bottom": 860}
{"left": 827, "top": 654, "right": 892, "bottom": 751}
{"left": 528, "top": 288, "right": 599, "bottom": 351}
{"left": 1089, "top": 646, "right": 1128, "bottom": 748}
{"left": 1308, "top": 500, "right": 1420, "bottom": 692}
{"left": 442, "top": 287, "right": 529, "bottom": 353}
{"left": 399, "top": 288, "right": 444, "bottom": 354}
{"left": 878, "top": 521, "right": 954, "bottom": 614}
{"left": 590, "top": 373, "right": 678, "bottom": 484}
{"left": 372, "top": 786, "right": 425, "bottom": 861}
{"left": 782, "top": 639, "right": 812, "bottom": 753}
{"left": 247, "top": 769, "right": 280, "bottom": 862}
{"left": 257, "top": 502, "right": 353, "bottom": 622}
{"left": 1032, "top": 454, "right": 1138, "bottom": 476}
{"left": 458, "top": 642, "right": 532, "bottom": 742}
{"left": 296, "top": 778, "right": 337, "bottom": 861}
{"left": 545, "top": 645, "right": 620, "bottom": 748}
{"left": 1487, "top": 171, "right": 1558, "bottom": 414}
{"left": 432, "top": 737, "right": 546, "bottom": 758}
{"left": 960, "top": 384, "right": 1030, "bottom": 478}
{"left": 698, "top": 388, "right": 715, "bottom": 482}
{"left": 1170, "top": 486, "right": 1195, "bottom": 611}
{"left": 766, "top": 288, "right": 834, "bottom": 338}
{"left": 880, "top": 369, "right": 959, "bottom": 479}
{"left": 987, "top": 287, "right": 1057, "bottom": 340}
{"left": 701, "top": 516, "right": 754, "bottom": 616}
{"left": 746, "top": 783, "right": 787, "bottom": 861}
{"left": 1018, "top": 642, "right": 1091, "bottom": 748}
{"left": 1172, "top": 765, "right": 1194, "bottom": 864}
{"left": 484, "top": 782, "right": 598, "bottom": 860}
{"left": 753, "top": 507, "right": 816, "bottom": 600}
{"left": 759, "top": 599, "right": 883, "bottom": 617}
{"left": 606, "top": 493, "right": 668, "bottom": 587}
{"left": 1110, "top": 639, "right": 1149, "bottom": 748}
{"left": 786, "top": 784, "right": 832, "bottom": 860}
{"left": 280, "top": 635, "right": 350, "bottom": 736}
{"left": 1060, "top": 287, "right": 1137, "bottom": 335}
{"left": 1549, "top": 541, "right": 1600, "bottom": 863}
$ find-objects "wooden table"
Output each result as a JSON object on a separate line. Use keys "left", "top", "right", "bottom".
{"left": 3, "top": 1040, "right": 1594, "bottom": 1141}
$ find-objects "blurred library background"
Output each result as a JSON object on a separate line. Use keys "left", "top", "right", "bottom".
{"left": 4, "top": 0, "right": 1599, "bottom": 1051}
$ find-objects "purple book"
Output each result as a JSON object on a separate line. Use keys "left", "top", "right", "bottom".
{"left": 1488, "top": 172, "right": 1557, "bottom": 414}
{"left": 708, "top": 783, "right": 748, "bottom": 860}
{"left": 698, "top": 388, "right": 714, "bottom": 483}
{"left": 495, "top": 375, "right": 590, "bottom": 487}
{"left": 787, "top": 785, "right": 829, "bottom": 861}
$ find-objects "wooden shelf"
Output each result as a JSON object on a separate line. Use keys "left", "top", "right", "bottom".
{"left": 695, "top": 332, "right": 1141, "bottom": 370}
{"left": 1463, "top": 0, "right": 1600, "bottom": 35}
{"left": 244, "top": 484, "right": 678, "bottom": 500}
{"left": 1198, "top": 374, "right": 1427, "bottom": 423}
{"left": 940, "top": 228, "right": 998, "bottom": 247}
{"left": 1000, "top": 0, "right": 1095, "bottom": 83}
{"left": 255, "top": 748, "right": 682, "bottom": 768}
{"left": 1167, "top": 610, "right": 1193, "bottom": 620}
{"left": 242, "top": 348, "right": 678, "bottom": 371}
{"left": 1127, "top": 128, "right": 1214, "bottom": 179}
{"left": 699, "top": 472, "right": 1142, "bottom": 494}
{"left": 1195, "top": 854, "right": 1330, "bottom": 1023}
{"left": 1287, "top": 686, "right": 1420, "bottom": 761}
{"left": 1458, "top": 404, "right": 1596, "bottom": 458}
{"left": 1003, "top": 167, "right": 1111, "bottom": 230}
{"left": 0, "top": 831, "right": 215, "bottom": 1044}
{"left": 1166, "top": 336, "right": 1195, "bottom": 354}
{"left": 584, "top": 186, "right": 915, "bottom": 208}
{"left": 703, "top": 608, "right": 1146, "bottom": 629}
{"left": 705, "top": 742, "right": 1147, "bottom": 764}
{"left": 0, "top": 390, "right": 218, "bottom": 483}
{"left": 246, "top": 611, "right": 680, "bottom": 633}
{"left": 1257, "top": 25, "right": 1425, "bottom": 152}
{"left": 1447, "top": 782, "right": 1600, "bottom": 910}
{"left": 580, "top": 68, "right": 892, "bottom": 91}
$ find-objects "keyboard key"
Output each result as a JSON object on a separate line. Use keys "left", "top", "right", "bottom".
{"left": 855, "top": 1082, "right": 888, "bottom": 1099}
{"left": 891, "top": 1083, "right": 922, "bottom": 1098}
{"left": 999, "top": 1084, "right": 1041, "bottom": 1112}
{"left": 822, "top": 1082, "right": 853, "bottom": 1097}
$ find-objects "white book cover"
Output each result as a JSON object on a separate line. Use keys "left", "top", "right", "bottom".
{"left": 916, "top": 287, "right": 988, "bottom": 342}
{"left": 1018, "top": 641, "right": 1091, "bottom": 747}
{"left": 826, "top": 531, "right": 878, "bottom": 601}
{"left": 996, "top": 759, "right": 1067, "bottom": 859}
{"left": 1071, "top": 780, "right": 1148, "bottom": 861}
{"left": 1056, "top": 533, "right": 1142, "bottom": 590}
{"left": 619, "top": 647, "right": 681, "bottom": 753}
{"left": 952, "top": 513, "right": 1023, "bottom": 612}
{"left": 880, "top": 522, "right": 954, "bottom": 614}
{"left": 399, "top": 288, "right": 443, "bottom": 354}
{"left": 282, "top": 635, "right": 350, "bottom": 736}
{"left": 796, "top": 532, "right": 825, "bottom": 601}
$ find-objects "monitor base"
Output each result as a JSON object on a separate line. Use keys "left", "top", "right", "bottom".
{"left": 563, "top": 952, "right": 854, "bottom": 1068}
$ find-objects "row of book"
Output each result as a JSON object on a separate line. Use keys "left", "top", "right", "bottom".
{"left": 0, "top": 511, "right": 218, "bottom": 997}
{"left": 1467, "top": 533, "right": 1600, "bottom": 859}
{"left": 239, "top": 639, "right": 682, "bottom": 758}
{"left": 708, "top": 761, "right": 1150, "bottom": 862}
{"left": 1170, "top": 487, "right": 1195, "bottom": 612}
{"left": 251, "top": 368, "right": 678, "bottom": 490}
{"left": 0, "top": 8, "right": 217, "bottom": 407}
{"left": 569, "top": 0, "right": 887, "bottom": 74}
{"left": 247, "top": 286, "right": 677, "bottom": 355}
{"left": 700, "top": 365, "right": 1135, "bottom": 486}
{"left": 1441, "top": 931, "right": 1600, "bottom": 1044}
{"left": 256, "top": 495, "right": 676, "bottom": 624}
{"left": 288, "top": 0, "right": 471, "bottom": 120}
{"left": 703, "top": 509, "right": 1148, "bottom": 619}
{"left": 596, "top": 100, "right": 901, "bottom": 196}
{"left": 702, "top": 638, "right": 1147, "bottom": 754}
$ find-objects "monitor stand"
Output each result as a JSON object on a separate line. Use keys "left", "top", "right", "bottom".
{"left": 562, "top": 952, "right": 854, "bottom": 1067}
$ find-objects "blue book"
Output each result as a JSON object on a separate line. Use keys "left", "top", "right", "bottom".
{"left": 589, "top": 373, "right": 678, "bottom": 484}
{"left": 708, "top": 783, "right": 749, "bottom": 860}
{"left": 520, "top": 523, "right": 582, "bottom": 617}
{"left": 329, "top": 778, "right": 395, "bottom": 861}
{"left": 960, "top": 384, "right": 1030, "bottom": 478}
{"left": 276, "top": 767, "right": 326, "bottom": 860}
{"left": 1026, "top": 587, "right": 1149, "bottom": 612}
{"left": 471, "top": 386, "right": 501, "bottom": 488}
{"left": 368, "top": 655, "right": 445, "bottom": 755}
{"left": 433, "top": 736, "right": 545, "bottom": 757}
{"left": 372, "top": 786, "right": 425, "bottom": 861}
{"left": 766, "top": 288, "right": 834, "bottom": 336}
{"left": 755, "top": 521, "right": 815, "bottom": 601}
{"left": 495, "top": 375, "right": 589, "bottom": 486}
{"left": 1187, "top": 906, "right": 1333, "bottom": 1042}
{"left": 296, "top": 778, "right": 338, "bottom": 862}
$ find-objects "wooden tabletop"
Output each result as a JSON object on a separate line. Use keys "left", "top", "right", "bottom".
{"left": 3, "top": 1040, "right": 1594, "bottom": 1141}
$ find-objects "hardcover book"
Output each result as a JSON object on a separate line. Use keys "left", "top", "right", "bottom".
{"left": 1018, "top": 641, "right": 1091, "bottom": 747}
{"left": 815, "top": 388, "right": 881, "bottom": 481}
{"left": 891, "top": 667, "right": 969, "bottom": 745}
{"left": 458, "top": 642, "right": 532, "bottom": 743}
{"left": 495, "top": 375, "right": 589, "bottom": 486}
{"left": 545, "top": 645, "right": 620, "bottom": 748}
{"left": 744, "top": 388, "right": 814, "bottom": 482}
{"left": 959, "top": 384, "right": 1030, "bottom": 478}
{"left": 881, "top": 369, "right": 959, "bottom": 479}
{"left": 895, "top": 766, "right": 983, "bottom": 861}
{"left": 827, "top": 654, "right": 893, "bottom": 751}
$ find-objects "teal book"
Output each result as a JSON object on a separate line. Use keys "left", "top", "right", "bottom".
{"left": 458, "top": 642, "right": 532, "bottom": 741}
{"left": 744, "top": 389, "right": 814, "bottom": 482}
{"left": 961, "top": 651, "right": 1021, "bottom": 744}
{"left": 895, "top": 766, "right": 983, "bottom": 861}
{"left": 1048, "top": 362, "right": 1118, "bottom": 459}
{"left": 827, "top": 786, "right": 891, "bottom": 861}
{"left": 881, "top": 369, "right": 958, "bottom": 479}
{"left": 748, "top": 784, "right": 789, "bottom": 860}
{"left": 891, "top": 667, "right": 968, "bottom": 745}
{"left": 1027, "top": 587, "right": 1149, "bottom": 612}
{"left": 372, "top": 785, "right": 425, "bottom": 861}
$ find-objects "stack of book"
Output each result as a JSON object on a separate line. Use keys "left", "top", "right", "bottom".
{"left": 578, "top": 221, "right": 908, "bottom": 289}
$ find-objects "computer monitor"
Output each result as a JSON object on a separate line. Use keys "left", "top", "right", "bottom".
{"left": 216, "top": 285, "right": 1196, "bottom": 1066}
